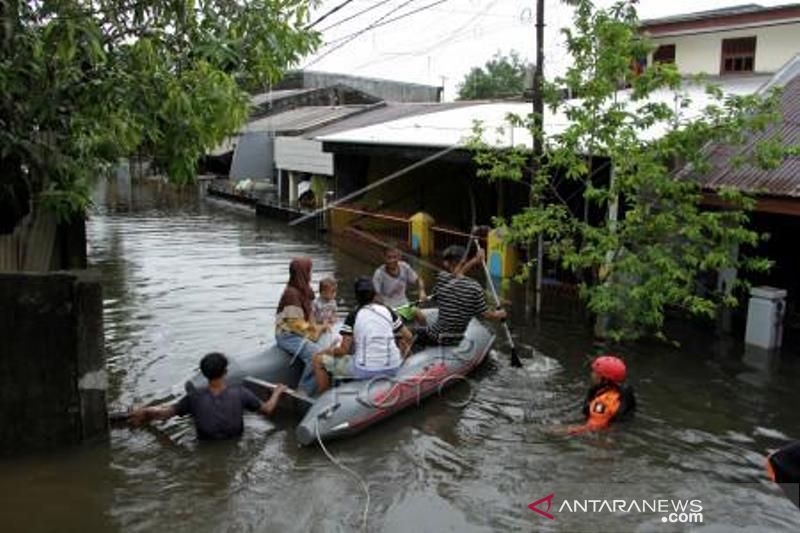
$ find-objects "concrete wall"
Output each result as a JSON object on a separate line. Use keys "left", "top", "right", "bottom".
{"left": 252, "top": 86, "right": 382, "bottom": 117}
{"left": 230, "top": 132, "right": 274, "bottom": 181}
{"left": 0, "top": 272, "right": 107, "bottom": 455}
{"left": 649, "top": 23, "right": 800, "bottom": 75}
{"left": 277, "top": 71, "right": 442, "bottom": 103}
{"left": 275, "top": 137, "right": 333, "bottom": 175}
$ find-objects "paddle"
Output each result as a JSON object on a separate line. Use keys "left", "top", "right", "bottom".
{"left": 470, "top": 234, "right": 523, "bottom": 368}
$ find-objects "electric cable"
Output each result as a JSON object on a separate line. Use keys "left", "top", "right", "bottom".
{"left": 318, "top": 0, "right": 394, "bottom": 32}
{"left": 306, "top": 0, "right": 420, "bottom": 67}
{"left": 306, "top": 0, "right": 357, "bottom": 30}
{"left": 307, "top": 0, "right": 462, "bottom": 68}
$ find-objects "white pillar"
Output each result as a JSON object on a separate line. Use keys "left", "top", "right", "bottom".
{"left": 277, "top": 168, "right": 283, "bottom": 205}
{"left": 288, "top": 171, "right": 299, "bottom": 206}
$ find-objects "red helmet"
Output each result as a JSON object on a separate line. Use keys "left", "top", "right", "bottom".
{"left": 591, "top": 355, "right": 627, "bottom": 383}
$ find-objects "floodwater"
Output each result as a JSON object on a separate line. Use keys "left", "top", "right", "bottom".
{"left": 2, "top": 178, "right": 800, "bottom": 532}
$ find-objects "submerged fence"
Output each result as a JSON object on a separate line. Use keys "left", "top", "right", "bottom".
{"left": 329, "top": 203, "right": 486, "bottom": 258}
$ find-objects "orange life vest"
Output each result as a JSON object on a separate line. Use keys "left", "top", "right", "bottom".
{"left": 585, "top": 389, "right": 622, "bottom": 430}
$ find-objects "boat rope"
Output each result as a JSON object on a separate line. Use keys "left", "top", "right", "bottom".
{"left": 315, "top": 418, "right": 370, "bottom": 532}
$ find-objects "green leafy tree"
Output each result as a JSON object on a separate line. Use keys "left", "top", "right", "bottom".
{"left": 0, "top": 0, "right": 319, "bottom": 230}
{"left": 457, "top": 51, "right": 529, "bottom": 100}
{"left": 469, "top": 0, "right": 791, "bottom": 341}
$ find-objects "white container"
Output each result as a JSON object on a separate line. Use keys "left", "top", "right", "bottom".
{"left": 745, "top": 286, "right": 787, "bottom": 349}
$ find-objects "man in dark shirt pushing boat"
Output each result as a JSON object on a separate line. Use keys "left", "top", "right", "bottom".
{"left": 130, "top": 352, "right": 285, "bottom": 440}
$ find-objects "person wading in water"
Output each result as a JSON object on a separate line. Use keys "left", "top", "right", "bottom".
{"left": 130, "top": 352, "right": 285, "bottom": 440}
{"left": 568, "top": 354, "right": 636, "bottom": 435}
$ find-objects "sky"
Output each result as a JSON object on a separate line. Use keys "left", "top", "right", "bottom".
{"left": 302, "top": 0, "right": 791, "bottom": 100}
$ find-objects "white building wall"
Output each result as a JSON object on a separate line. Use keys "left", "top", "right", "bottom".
{"left": 649, "top": 22, "right": 800, "bottom": 75}
{"left": 274, "top": 137, "right": 334, "bottom": 176}
{"left": 230, "top": 132, "right": 273, "bottom": 181}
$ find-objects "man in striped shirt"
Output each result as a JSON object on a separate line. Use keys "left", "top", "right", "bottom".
{"left": 416, "top": 245, "right": 507, "bottom": 345}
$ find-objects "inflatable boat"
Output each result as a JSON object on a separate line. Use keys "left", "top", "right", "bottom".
{"left": 184, "top": 344, "right": 303, "bottom": 393}
{"left": 295, "top": 315, "right": 495, "bottom": 445}
{"left": 183, "top": 311, "right": 496, "bottom": 445}
{"left": 183, "top": 328, "right": 341, "bottom": 393}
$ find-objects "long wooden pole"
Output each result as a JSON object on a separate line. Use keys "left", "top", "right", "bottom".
{"left": 528, "top": 0, "right": 545, "bottom": 315}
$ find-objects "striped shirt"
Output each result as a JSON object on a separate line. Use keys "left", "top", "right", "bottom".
{"left": 427, "top": 272, "right": 488, "bottom": 343}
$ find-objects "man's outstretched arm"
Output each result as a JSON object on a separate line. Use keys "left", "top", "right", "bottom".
{"left": 130, "top": 404, "right": 177, "bottom": 425}
{"left": 259, "top": 384, "right": 286, "bottom": 416}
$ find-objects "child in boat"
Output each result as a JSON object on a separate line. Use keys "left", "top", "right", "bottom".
{"left": 311, "top": 277, "right": 413, "bottom": 394}
{"left": 568, "top": 354, "right": 636, "bottom": 435}
{"left": 314, "top": 277, "right": 342, "bottom": 349}
{"left": 313, "top": 277, "right": 338, "bottom": 326}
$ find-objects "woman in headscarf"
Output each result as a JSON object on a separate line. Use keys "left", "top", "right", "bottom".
{"left": 275, "top": 258, "right": 327, "bottom": 396}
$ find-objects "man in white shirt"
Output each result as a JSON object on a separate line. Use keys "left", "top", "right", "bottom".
{"left": 311, "top": 277, "right": 413, "bottom": 394}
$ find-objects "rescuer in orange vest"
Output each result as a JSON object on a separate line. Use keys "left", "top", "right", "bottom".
{"left": 766, "top": 441, "right": 800, "bottom": 509}
{"left": 568, "top": 354, "right": 636, "bottom": 435}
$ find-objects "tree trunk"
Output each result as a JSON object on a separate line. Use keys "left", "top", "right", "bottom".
{"left": 0, "top": 155, "right": 31, "bottom": 235}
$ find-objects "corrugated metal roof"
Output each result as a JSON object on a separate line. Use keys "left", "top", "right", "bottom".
{"left": 640, "top": 3, "right": 800, "bottom": 29}
{"left": 250, "top": 89, "right": 316, "bottom": 107}
{"left": 308, "top": 101, "right": 477, "bottom": 137}
{"left": 641, "top": 4, "right": 767, "bottom": 26}
{"left": 242, "top": 105, "right": 373, "bottom": 135}
{"left": 698, "top": 68, "right": 800, "bottom": 197}
{"left": 317, "top": 75, "right": 769, "bottom": 149}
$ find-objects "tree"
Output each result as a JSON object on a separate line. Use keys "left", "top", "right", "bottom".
{"left": 457, "top": 51, "right": 529, "bottom": 100}
{"left": 0, "top": 1, "right": 319, "bottom": 232}
{"left": 469, "top": 0, "right": 790, "bottom": 341}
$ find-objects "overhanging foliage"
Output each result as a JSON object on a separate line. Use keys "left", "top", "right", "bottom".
{"left": 0, "top": 0, "right": 320, "bottom": 226}
{"left": 469, "top": 0, "right": 791, "bottom": 341}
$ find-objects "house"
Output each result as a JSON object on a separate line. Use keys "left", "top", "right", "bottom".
{"left": 641, "top": 4, "right": 800, "bottom": 330}
{"left": 695, "top": 56, "right": 800, "bottom": 329}
{"left": 214, "top": 73, "right": 444, "bottom": 185}
{"left": 272, "top": 101, "right": 475, "bottom": 207}
{"left": 230, "top": 103, "right": 379, "bottom": 182}
{"left": 641, "top": 3, "right": 800, "bottom": 75}
{"left": 314, "top": 75, "right": 767, "bottom": 227}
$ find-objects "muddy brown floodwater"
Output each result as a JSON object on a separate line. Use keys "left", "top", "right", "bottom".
{"left": 1, "top": 179, "right": 799, "bottom": 532}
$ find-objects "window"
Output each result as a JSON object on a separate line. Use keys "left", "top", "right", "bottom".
{"left": 653, "top": 44, "right": 676, "bottom": 64}
{"left": 721, "top": 37, "right": 756, "bottom": 74}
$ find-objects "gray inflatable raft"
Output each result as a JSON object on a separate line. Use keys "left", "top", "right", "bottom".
{"left": 184, "top": 344, "right": 303, "bottom": 393}
{"left": 184, "top": 327, "right": 342, "bottom": 393}
{"left": 295, "top": 316, "right": 496, "bottom": 446}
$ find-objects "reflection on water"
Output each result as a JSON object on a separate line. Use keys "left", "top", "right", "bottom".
{"left": 1, "top": 178, "right": 799, "bottom": 532}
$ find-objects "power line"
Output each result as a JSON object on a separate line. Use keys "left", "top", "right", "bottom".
{"left": 305, "top": 0, "right": 420, "bottom": 68}
{"left": 307, "top": 0, "right": 455, "bottom": 68}
{"left": 306, "top": 0, "right": 357, "bottom": 30}
{"left": 318, "top": 0, "right": 394, "bottom": 32}
{"left": 353, "top": 18, "right": 522, "bottom": 72}
{"left": 323, "top": 0, "right": 453, "bottom": 48}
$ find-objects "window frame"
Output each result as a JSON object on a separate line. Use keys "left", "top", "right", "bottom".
{"left": 653, "top": 44, "right": 676, "bottom": 65}
{"left": 720, "top": 36, "right": 757, "bottom": 75}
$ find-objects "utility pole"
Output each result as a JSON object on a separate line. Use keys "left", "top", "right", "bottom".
{"left": 527, "top": 0, "right": 545, "bottom": 316}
